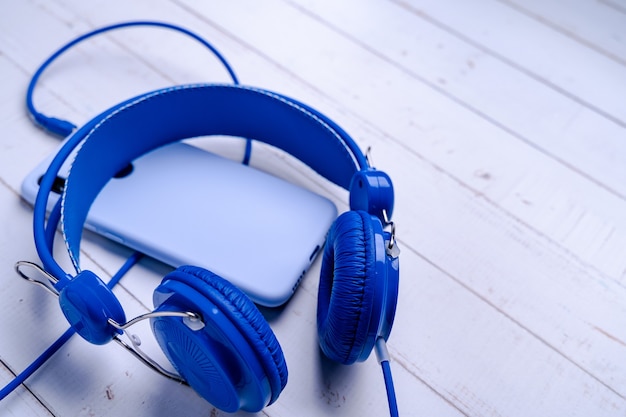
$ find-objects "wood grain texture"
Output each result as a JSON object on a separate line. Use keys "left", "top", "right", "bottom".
{"left": 0, "top": 0, "right": 624, "bottom": 416}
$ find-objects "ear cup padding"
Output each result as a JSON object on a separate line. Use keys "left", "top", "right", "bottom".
{"left": 164, "top": 265, "right": 287, "bottom": 405}
{"left": 317, "top": 210, "right": 376, "bottom": 364}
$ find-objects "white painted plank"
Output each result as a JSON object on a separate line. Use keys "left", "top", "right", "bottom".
{"left": 497, "top": 0, "right": 626, "bottom": 64}
{"left": 391, "top": 0, "right": 626, "bottom": 125}
{"left": 384, "top": 139, "right": 626, "bottom": 398}
{"left": 0, "top": 364, "right": 53, "bottom": 417}
{"left": 392, "top": 248, "right": 626, "bottom": 416}
{"left": 601, "top": 0, "right": 626, "bottom": 14}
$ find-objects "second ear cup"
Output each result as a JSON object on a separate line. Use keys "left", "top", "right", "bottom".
{"left": 317, "top": 210, "right": 378, "bottom": 364}
{"left": 151, "top": 265, "right": 287, "bottom": 412}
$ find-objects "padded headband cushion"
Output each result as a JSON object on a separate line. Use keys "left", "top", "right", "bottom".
{"left": 317, "top": 210, "right": 376, "bottom": 364}
{"left": 163, "top": 265, "right": 288, "bottom": 404}
{"left": 62, "top": 84, "right": 365, "bottom": 268}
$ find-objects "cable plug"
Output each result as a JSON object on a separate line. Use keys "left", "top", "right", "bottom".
{"left": 37, "top": 115, "right": 76, "bottom": 137}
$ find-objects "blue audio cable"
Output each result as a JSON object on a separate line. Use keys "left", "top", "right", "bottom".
{"left": 26, "top": 20, "right": 238, "bottom": 135}
{"left": 376, "top": 337, "right": 400, "bottom": 417}
{"left": 24, "top": 21, "right": 253, "bottom": 165}
{"left": 26, "top": 21, "right": 239, "bottom": 136}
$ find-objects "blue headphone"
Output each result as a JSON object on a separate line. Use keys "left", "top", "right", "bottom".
{"left": 23, "top": 22, "right": 400, "bottom": 414}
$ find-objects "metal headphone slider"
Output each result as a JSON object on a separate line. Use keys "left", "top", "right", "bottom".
{"left": 382, "top": 209, "right": 400, "bottom": 259}
{"left": 107, "top": 310, "right": 203, "bottom": 384}
{"left": 14, "top": 260, "right": 60, "bottom": 297}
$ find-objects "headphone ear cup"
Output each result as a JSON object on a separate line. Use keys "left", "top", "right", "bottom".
{"left": 317, "top": 210, "right": 378, "bottom": 365}
{"left": 151, "top": 265, "right": 287, "bottom": 412}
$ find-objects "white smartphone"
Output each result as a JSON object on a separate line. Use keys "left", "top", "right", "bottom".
{"left": 21, "top": 140, "right": 337, "bottom": 307}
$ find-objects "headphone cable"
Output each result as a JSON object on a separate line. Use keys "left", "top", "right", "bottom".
{"left": 375, "top": 337, "right": 400, "bottom": 417}
{"left": 382, "top": 361, "right": 400, "bottom": 417}
{"left": 25, "top": 21, "right": 253, "bottom": 166}
{"left": 26, "top": 20, "right": 239, "bottom": 137}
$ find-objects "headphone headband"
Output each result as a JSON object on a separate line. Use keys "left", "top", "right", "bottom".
{"left": 60, "top": 83, "right": 372, "bottom": 272}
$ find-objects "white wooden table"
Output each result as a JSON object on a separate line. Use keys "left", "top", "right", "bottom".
{"left": 1, "top": 0, "right": 625, "bottom": 416}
